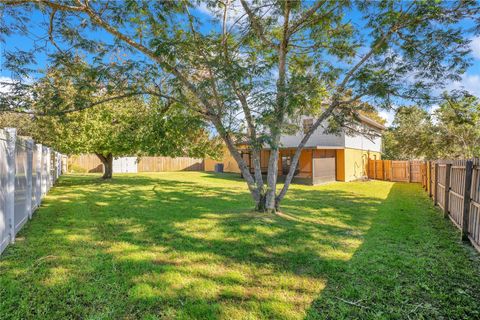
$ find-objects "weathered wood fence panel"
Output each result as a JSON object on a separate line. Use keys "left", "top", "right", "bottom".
{"left": 69, "top": 154, "right": 204, "bottom": 173}
{"left": 367, "top": 159, "right": 423, "bottom": 182}
{"left": 369, "top": 158, "right": 480, "bottom": 252}
{"left": 137, "top": 157, "right": 204, "bottom": 172}
{"left": 469, "top": 163, "right": 480, "bottom": 251}
{"left": 68, "top": 154, "right": 103, "bottom": 173}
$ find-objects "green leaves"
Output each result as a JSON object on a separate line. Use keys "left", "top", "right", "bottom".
{"left": 384, "top": 94, "right": 480, "bottom": 160}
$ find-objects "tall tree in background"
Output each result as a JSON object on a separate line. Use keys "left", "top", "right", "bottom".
{"left": 435, "top": 94, "right": 480, "bottom": 159}
{"left": 30, "top": 64, "right": 222, "bottom": 179}
{"left": 36, "top": 99, "right": 146, "bottom": 179}
{"left": 0, "top": 112, "right": 34, "bottom": 136}
{"left": 382, "top": 106, "right": 435, "bottom": 160}
{"left": 383, "top": 94, "right": 480, "bottom": 160}
{"left": 35, "top": 99, "right": 220, "bottom": 179}
{"left": 1, "top": 1, "right": 478, "bottom": 211}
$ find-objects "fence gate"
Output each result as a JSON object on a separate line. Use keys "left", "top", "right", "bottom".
{"left": 113, "top": 157, "right": 138, "bottom": 173}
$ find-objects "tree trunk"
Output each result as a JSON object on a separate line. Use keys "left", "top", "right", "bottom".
{"left": 264, "top": 146, "right": 279, "bottom": 213}
{"left": 96, "top": 153, "right": 113, "bottom": 179}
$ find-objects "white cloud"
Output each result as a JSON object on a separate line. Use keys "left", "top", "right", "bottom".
{"left": 429, "top": 103, "right": 440, "bottom": 114}
{"left": 471, "top": 36, "right": 480, "bottom": 60}
{"left": 378, "top": 109, "right": 395, "bottom": 127}
{"left": 0, "top": 76, "right": 14, "bottom": 94}
{"left": 448, "top": 74, "right": 480, "bottom": 97}
{"left": 194, "top": 2, "right": 245, "bottom": 27}
{"left": 194, "top": 2, "right": 215, "bottom": 16}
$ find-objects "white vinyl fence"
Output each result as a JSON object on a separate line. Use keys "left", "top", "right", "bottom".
{"left": 0, "top": 128, "right": 65, "bottom": 255}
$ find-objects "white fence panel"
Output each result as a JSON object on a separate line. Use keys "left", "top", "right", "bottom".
{"left": 0, "top": 128, "right": 64, "bottom": 255}
{"left": 0, "top": 129, "right": 9, "bottom": 253}
{"left": 14, "top": 138, "right": 28, "bottom": 234}
{"left": 113, "top": 157, "right": 138, "bottom": 173}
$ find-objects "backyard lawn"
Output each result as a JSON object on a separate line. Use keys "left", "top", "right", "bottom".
{"left": 0, "top": 172, "right": 479, "bottom": 319}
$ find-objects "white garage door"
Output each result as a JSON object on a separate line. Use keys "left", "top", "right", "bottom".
{"left": 112, "top": 157, "right": 138, "bottom": 173}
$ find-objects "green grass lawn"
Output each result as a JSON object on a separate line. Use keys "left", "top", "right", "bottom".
{"left": 1, "top": 172, "right": 479, "bottom": 319}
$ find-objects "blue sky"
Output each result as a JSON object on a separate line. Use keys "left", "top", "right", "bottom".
{"left": 1, "top": 3, "right": 480, "bottom": 126}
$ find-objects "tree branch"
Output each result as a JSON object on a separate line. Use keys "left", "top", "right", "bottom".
{"left": 287, "top": 0, "right": 326, "bottom": 36}
{"left": 0, "top": 0, "right": 85, "bottom": 12}
{"left": 239, "top": 0, "right": 276, "bottom": 49}
{"left": 0, "top": 90, "right": 179, "bottom": 116}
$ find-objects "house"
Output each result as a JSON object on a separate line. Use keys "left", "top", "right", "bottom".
{"left": 205, "top": 114, "right": 385, "bottom": 184}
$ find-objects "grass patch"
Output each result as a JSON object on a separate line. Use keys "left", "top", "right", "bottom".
{"left": 0, "top": 172, "right": 479, "bottom": 319}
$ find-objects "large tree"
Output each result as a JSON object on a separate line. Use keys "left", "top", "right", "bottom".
{"left": 382, "top": 94, "right": 480, "bottom": 160}
{"left": 1, "top": 0, "right": 478, "bottom": 212}
{"left": 34, "top": 96, "right": 222, "bottom": 179}
{"left": 382, "top": 105, "right": 436, "bottom": 160}
{"left": 13, "top": 63, "right": 222, "bottom": 179}
{"left": 435, "top": 94, "right": 480, "bottom": 159}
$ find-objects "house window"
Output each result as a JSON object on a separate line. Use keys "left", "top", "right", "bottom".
{"left": 303, "top": 118, "right": 313, "bottom": 134}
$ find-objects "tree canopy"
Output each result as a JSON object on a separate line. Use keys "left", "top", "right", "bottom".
{"left": 1, "top": 63, "right": 222, "bottom": 178}
{"left": 1, "top": 0, "right": 479, "bottom": 211}
{"left": 383, "top": 94, "right": 480, "bottom": 160}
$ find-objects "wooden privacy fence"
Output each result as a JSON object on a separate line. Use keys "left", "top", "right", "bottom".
{"left": 69, "top": 154, "right": 204, "bottom": 173}
{"left": 369, "top": 158, "right": 480, "bottom": 252}
{"left": 137, "top": 156, "right": 204, "bottom": 172}
{"left": 368, "top": 159, "right": 424, "bottom": 182}
{"left": 428, "top": 159, "right": 480, "bottom": 252}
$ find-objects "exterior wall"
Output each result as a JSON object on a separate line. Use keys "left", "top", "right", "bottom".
{"left": 312, "top": 149, "right": 336, "bottom": 184}
{"left": 278, "top": 149, "right": 313, "bottom": 178}
{"left": 341, "top": 148, "right": 382, "bottom": 182}
{"left": 204, "top": 146, "right": 241, "bottom": 173}
{"left": 279, "top": 117, "right": 382, "bottom": 152}
{"left": 279, "top": 118, "right": 345, "bottom": 149}
{"left": 336, "top": 150, "right": 345, "bottom": 181}
{"left": 298, "top": 149, "right": 313, "bottom": 177}
{"left": 344, "top": 126, "right": 382, "bottom": 152}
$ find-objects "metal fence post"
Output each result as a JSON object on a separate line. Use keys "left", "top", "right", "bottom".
{"left": 444, "top": 163, "right": 451, "bottom": 219}
{"left": 5, "top": 128, "right": 16, "bottom": 244}
{"left": 26, "top": 138, "right": 33, "bottom": 219}
{"left": 462, "top": 160, "right": 473, "bottom": 241}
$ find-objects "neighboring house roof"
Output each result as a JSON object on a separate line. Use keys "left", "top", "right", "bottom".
{"left": 356, "top": 113, "right": 386, "bottom": 131}
{"left": 236, "top": 113, "right": 385, "bottom": 152}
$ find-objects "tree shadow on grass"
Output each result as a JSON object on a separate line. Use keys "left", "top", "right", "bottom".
{"left": 305, "top": 183, "right": 480, "bottom": 319}
{"left": 0, "top": 175, "right": 479, "bottom": 319}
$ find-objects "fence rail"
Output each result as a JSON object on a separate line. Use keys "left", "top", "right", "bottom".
{"left": 369, "top": 158, "right": 480, "bottom": 252}
{"left": 0, "top": 128, "right": 65, "bottom": 255}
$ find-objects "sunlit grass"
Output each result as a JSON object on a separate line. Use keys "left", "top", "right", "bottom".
{"left": 0, "top": 172, "right": 479, "bottom": 319}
